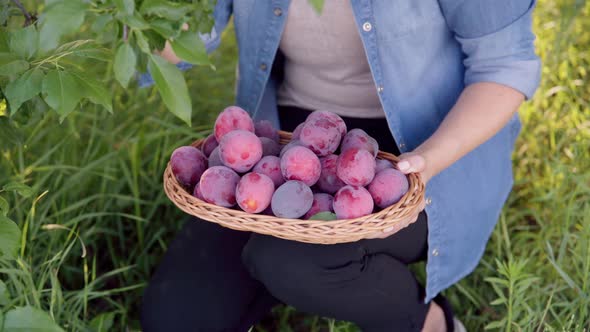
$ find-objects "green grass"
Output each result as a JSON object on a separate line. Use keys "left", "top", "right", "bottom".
{"left": 0, "top": 0, "right": 589, "bottom": 331}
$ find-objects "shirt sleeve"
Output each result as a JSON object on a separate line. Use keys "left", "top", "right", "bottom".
{"left": 438, "top": 0, "right": 541, "bottom": 99}
{"left": 138, "top": 0, "right": 233, "bottom": 88}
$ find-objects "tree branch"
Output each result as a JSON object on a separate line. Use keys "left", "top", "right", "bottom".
{"left": 11, "top": 0, "right": 33, "bottom": 26}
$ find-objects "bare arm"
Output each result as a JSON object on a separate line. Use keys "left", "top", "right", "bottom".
{"left": 397, "top": 82, "right": 525, "bottom": 183}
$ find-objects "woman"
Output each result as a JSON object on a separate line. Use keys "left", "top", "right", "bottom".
{"left": 140, "top": 0, "right": 541, "bottom": 331}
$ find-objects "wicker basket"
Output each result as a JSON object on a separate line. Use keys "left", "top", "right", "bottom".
{"left": 163, "top": 131, "right": 425, "bottom": 244}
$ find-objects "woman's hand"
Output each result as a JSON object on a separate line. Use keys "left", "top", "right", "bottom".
{"left": 364, "top": 152, "right": 428, "bottom": 239}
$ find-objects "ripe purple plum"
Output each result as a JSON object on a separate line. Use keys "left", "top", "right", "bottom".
{"left": 340, "top": 129, "right": 379, "bottom": 157}
{"left": 299, "top": 118, "right": 341, "bottom": 156}
{"left": 367, "top": 168, "right": 409, "bottom": 208}
{"left": 317, "top": 154, "right": 346, "bottom": 194}
{"left": 253, "top": 156, "right": 284, "bottom": 187}
{"left": 292, "top": 123, "right": 305, "bottom": 140}
{"left": 170, "top": 146, "right": 208, "bottom": 190}
{"left": 214, "top": 106, "right": 255, "bottom": 141}
{"left": 279, "top": 140, "right": 304, "bottom": 158}
{"left": 333, "top": 185, "right": 374, "bottom": 219}
{"left": 303, "top": 193, "right": 334, "bottom": 219}
{"left": 260, "top": 137, "right": 282, "bottom": 157}
{"left": 219, "top": 130, "right": 263, "bottom": 173}
{"left": 280, "top": 146, "right": 321, "bottom": 186}
{"left": 375, "top": 158, "right": 393, "bottom": 173}
{"left": 208, "top": 147, "right": 223, "bottom": 168}
{"left": 255, "top": 120, "right": 280, "bottom": 142}
{"left": 236, "top": 172, "right": 275, "bottom": 213}
{"left": 306, "top": 111, "right": 347, "bottom": 138}
{"left": 199, "top": 166, "right": 240, "bottom": 207}
{"left": 336, "top": 148, "right": 376, "bottom": 186}
{"left": 193, "top": 182, "right": 205, "bottom": 200}
{"left": 201, "top": 134, "right": 218, "bottom": 157}
{"left": 271, "top": 180, "right": 314, "bottom": 218}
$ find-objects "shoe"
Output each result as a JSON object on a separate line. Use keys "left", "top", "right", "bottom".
{"left": 453, "top": 318, "right": 467, "bottom": 332}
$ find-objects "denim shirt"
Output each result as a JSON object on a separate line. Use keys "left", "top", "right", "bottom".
{"left": 142, "top": 0, "right": 541, "bottom": 303}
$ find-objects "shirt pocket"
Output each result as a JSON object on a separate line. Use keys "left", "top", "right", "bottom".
{"left": 373, "top": 0, "right": 447, "bottom": 39}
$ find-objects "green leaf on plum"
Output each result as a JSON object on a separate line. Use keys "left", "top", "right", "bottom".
{"left": 309, "top": 212, "right": 337, "bottom": 221}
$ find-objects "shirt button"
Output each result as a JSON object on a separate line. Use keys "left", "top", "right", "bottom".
{"left": 259, "top": 63, "right": 268, "bottom": 71}
{"left": 425, "top": 197, "right": 432, "bottom": 205}
{"left": 362, "top": 22, "right": 372, "bottom": 32}
{"left": 432, "top": 248, "right": 439, "bottom": 256}
{"left": 273, "top": 8, "right": 282, "bottom": 16}
{"left": 399, "top": 143, "right": 406, "bottom": 149}
{"left": 377, "top": 85, "right": 384, "bottom": 93}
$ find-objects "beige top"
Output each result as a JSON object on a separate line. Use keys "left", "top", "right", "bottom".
{"left": 277, "top": 0, "right": 385, "bottom": 118}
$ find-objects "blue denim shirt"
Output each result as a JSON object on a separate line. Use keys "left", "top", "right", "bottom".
{"left": 142, "top": 0, "right": 541, "bottom": 302}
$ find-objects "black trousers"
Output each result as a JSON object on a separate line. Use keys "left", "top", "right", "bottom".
{"left": 141, "top": 106, "right": 449, "bottom": 332}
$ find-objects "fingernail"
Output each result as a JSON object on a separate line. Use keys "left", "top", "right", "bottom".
{"left": 397, "top": 161, "right": 409, "bottom": 171}
{"left": 383, "top": 226, "right": 394, "bottom": 233}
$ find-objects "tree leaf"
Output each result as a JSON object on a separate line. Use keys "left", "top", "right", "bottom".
{"left": 9, "top": 25, "right": 39, "bottom": 60}
{"left": 3, "top": 182, "right": 33, "bottom": 198}
{"left": 3, "top": 306, "right": 65, "bottom": 332}
{"left": 0, "top": 53, "right": 29, "bottom": 76}
{"left": 117, "top": 12, "right": 150, "bottom": 30}
{"left": 0, "top": 27, "right": 9, "bottom": 52}
{"left": 308, "top": 0, "right": 325, "bottom": 14}
{"left": 71, "top": 72, "right": 113, "bottom": 113}
{"left": 39, "top": 0, "right": 88, "bottom": 52}
{"left": 309, "top": 212, "right": 337, "bottom": 221}
{"left": 91, "top": 14, "right": 113, "bottom": 33}
{"left": 113, "top": 0, "right": 134, "bottom": 15}
{"left": 140, "top": 0, "right": 193, "bottom": 20}
{"left": 54, "top": 40, "right": 111, "bottom": 62}
{"left": 114, "top": 43, "right": 136, "bottom": 88}
{"left": 0, "top": 279, "right": 9, "bottom": 306}
{"left": 89, "top": 312, "right": 115, "bottom": 332}
{"left": 170, "top": 30, "right": 210, "bottom": 65}
{"left": 42, "top": 70, "right": 83, "bottom": 121}
{"left": 0, "top": 196, "right": 8, "bottom": 216}
{"left": 148, "top": 54, "right": 191, "bottom": 125}
{"left": 135, "top": 31, "right": 151, "bottom": 53}
{"left": 5, "top": 68, "right": 44, "bottom": 114}
{"left": 0, "top": 215, "right": 20, "bottom": 260}
{"left": 149, "top": 19, "right": 179, "bottom": 39}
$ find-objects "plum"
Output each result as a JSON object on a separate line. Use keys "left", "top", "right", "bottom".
{"left": 367, "top": 168, "right": 409, "bottom": 208}
{"left": 280, "top": 146, "right": 321, "bottom": 186}
{"left": 303, "top": 193, "right": 334, "bottom": 220}
{"left": 236, "top": 172, "right": 275, "bottom": 213}
{"left": 199, "top": 166, "right": 240, "bottom": 207}
{"left": 170, "top": 146, "right": 207, "bottom": 190}
{"left": 317, "top": 154, "right": 346, "bottom": 194}
{"left": 255, "top": 120, "right": 280, "bottom": 142}
{"left": 271, "top": 180, "right": 314, "bottom": 218}
{"left": 336, "top": 148, "right": 376, "bottom": 187}
{"left": 253, "top": 156, "right": 284, "bottom": 187}
{"left": 340, "top": 128, "right": 379, "bottom": 157}
{"left": 214, "top": 106, "right": 255, "bottom": 141}
{"left": 299, "top": 118, "right": 341, "bottom": 156}
{"left": 201, "top": 134, "right": 218, "bottom": 157}
{"left": 219, "top": 130, "right": 263, "bottom": 173}
{"left": 333, "top": 185, "right": 374, "bottom": 219}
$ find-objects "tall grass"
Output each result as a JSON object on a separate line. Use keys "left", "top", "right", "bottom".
{"left": 0, "top": 0, "right": 589, "bottom": 331}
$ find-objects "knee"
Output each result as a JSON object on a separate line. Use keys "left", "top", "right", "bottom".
{"left": 241, "top": 235, "right": 363, "bottom": 304}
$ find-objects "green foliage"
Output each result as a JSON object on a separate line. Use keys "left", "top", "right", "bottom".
{"left": 0, "top": 0, "right": 216, "bottom": 125}
{"left": 309, "top": 212, "right": 337, "bottom": 221}
{"left": 0, "top": 215, "right": 20, "bottom": 259}
{"left": 2, "top": 306, "right": 65, "bottom": 332}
